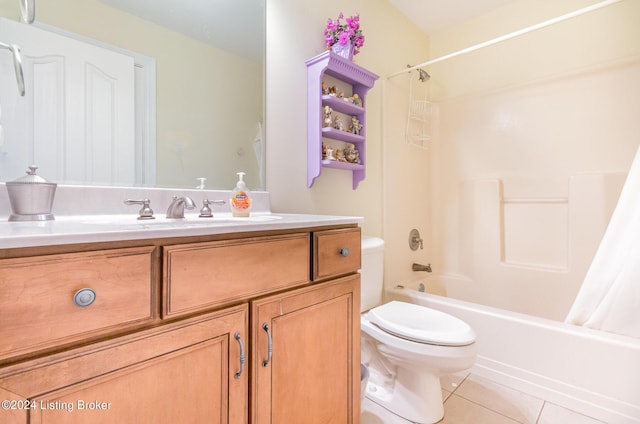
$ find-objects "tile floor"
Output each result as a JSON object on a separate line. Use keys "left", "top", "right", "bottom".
{"left": 361, "top": 372, "right": 606, "bottom": 424}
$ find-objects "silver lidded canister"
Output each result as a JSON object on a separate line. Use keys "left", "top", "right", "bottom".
{"left": 6, "top": 165, "right": 57, "bottom": 221}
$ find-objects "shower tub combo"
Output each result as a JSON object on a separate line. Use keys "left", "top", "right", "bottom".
{"left": 387, "top": 275, "right": 640, "bottom": 424}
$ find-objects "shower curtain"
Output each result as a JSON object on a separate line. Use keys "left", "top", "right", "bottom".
{"left": 565, "top": 144, "right": 640, "bottom": 338}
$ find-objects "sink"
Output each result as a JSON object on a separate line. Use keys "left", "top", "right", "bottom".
{"left": 74, "top": 213, "right": 283, "bottom": 229}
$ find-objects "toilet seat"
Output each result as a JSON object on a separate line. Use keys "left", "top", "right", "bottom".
{"left": 367, "top": 301, "right": 476, "bottom": 346}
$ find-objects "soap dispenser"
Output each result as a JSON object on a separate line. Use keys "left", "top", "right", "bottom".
{"left": 230, "top": 172, "right": 252, "bottom": 217}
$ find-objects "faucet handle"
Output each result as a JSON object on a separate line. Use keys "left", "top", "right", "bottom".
{"left": 409, "top": 229, "right": 424, "bottom": 251}
{"left": 199, "top": 199, "right": 226, "bottom": 218}
{"left": 124, "top": 198, "right": 155, "bottom": 220}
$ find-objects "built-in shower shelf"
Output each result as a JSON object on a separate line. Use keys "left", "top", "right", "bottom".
{"left": 306, "top": 51, "right": 378, "bottom": 189}
{"left": 409, "top": 134, "right": 432, "bottom": 142}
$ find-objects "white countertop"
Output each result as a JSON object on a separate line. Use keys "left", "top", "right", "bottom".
{"left": 0, "top": 184, "right": 362, "bottom": 249}
{"left": 0, "top": 213, "right": 363, "bottom": 249}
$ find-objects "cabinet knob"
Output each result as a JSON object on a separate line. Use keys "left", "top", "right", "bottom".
{"left": 339, "top": 248, "right": 350, "bottom": 257}
{"left": 73, "top": 288, "right": 96, "bottom": 307}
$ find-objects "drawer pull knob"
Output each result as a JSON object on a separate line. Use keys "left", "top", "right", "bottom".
{"left": 234, "top": 332, "right": 245, "bottom": 379}
{"left": 262, "top": 323, "right": 272, "bottom": 367}
{"left": 73, "top": 288, "right": 96, "bottom": 307}
{"left": 339, "top": 248, "right": 350, "bottom": 257}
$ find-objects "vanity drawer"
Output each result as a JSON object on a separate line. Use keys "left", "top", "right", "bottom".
{"left": 164, "top": 233, "right": 310, "bottom": 317}
{"left": 313, "top": 227, "right": 361, "bottom": 280}
{"left": 0, "top": 246, "right": 155, "bottom": 361}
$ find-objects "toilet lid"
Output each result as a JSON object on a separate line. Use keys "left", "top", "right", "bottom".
{"left": 367, "top": 301, "right": 476, "bottom": 346}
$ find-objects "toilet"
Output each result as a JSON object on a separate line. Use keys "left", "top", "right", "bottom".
{"left": 360, "top": 237, "right": 476, "bottom": 424}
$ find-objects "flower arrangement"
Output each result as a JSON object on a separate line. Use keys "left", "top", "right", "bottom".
{"left": 324, "top": 12, "right": 365, "bottom": 56}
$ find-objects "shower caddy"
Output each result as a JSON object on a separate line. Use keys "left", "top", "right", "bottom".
{"left": 306, "top": 50, "right": 378, "bottom": 189}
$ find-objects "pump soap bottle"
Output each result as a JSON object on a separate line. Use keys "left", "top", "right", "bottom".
{"left": 230, "top": 172, "right": 252, "bottom": 217}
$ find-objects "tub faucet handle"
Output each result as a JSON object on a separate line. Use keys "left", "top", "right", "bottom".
{"left": 409, "top": 229, "right": 424, "bottom": 251}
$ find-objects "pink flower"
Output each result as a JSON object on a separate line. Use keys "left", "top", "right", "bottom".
{"left": 338, "top": 31, "right": 350, "bottom": 45}
{"left": 346, "top": 14, "right": 360, "bottom": 31}
{"left": 324, "top": 11, "right": 365, "bottom": 54}
{"left": 325, "top": 18, "right": 339, "bottom": 32}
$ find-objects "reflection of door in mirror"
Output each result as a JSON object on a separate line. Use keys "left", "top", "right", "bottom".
{"left": 0, "top": 16, "right": 139, "bottom": 185}
{"left": 0, "top": 0, "right": 265, "bottom": 190}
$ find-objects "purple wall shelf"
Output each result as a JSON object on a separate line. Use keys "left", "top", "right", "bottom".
{"left": 321, "top": 127, "right": 364, "bottom": 144}
{"left": 306, "top": 51, "right": 378, "bottom": 189}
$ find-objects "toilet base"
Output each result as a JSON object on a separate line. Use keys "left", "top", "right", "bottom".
{"left": 364, "top": 365, "right": 444, "bottom": 424}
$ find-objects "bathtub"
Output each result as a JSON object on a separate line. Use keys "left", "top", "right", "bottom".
{"left": 387, "top": 281, "right": 640, "bottom": 424}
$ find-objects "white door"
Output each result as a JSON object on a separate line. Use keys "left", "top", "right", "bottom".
{"left": 0, "top": 17, "right": 135, "bottom": 185}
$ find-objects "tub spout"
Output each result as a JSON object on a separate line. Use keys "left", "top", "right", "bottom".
{"left": 412, "top": 263, "right": 432, "bottom": 272}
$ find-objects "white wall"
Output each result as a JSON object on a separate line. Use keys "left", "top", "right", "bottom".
{"left": 426, "top": 0, "right": 640, "bottom": 320}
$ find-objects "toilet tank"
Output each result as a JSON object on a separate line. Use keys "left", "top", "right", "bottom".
{"left": 360, "top": 236, "right": 384, "bottom": 312}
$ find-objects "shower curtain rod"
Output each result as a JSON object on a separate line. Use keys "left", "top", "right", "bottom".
{"left": 387, "top": 0, "right": 623, "bottom": 79}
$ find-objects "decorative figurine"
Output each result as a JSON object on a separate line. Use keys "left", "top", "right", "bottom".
{"left": 352, "top": 94, "right": 362, "bottom": 107}
{"left": 335, "top": 148, "right": 346, "bottom": 162}
{"left": 344, "top": 144, "right": 360, "bottom": 164}
{"left": 333, "top": 115, "right": 343, "bottom": 131}
{"left": 323, "top": 143, "right": 335, "bottom": 161}
{"left": 322, "top": 81, "right": 329, "bottom": 95}
{"left": 323, "top": 106, "right": 333, "bottom": 128}
{"left": 349, "top": 116, "right": 362, "bottom": 135}
{"left": 328, "top": 85, "right": 337, "bottom": 96}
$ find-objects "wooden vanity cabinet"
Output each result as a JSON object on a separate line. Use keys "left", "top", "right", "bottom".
{"left": 0, "top": 246, "right": 155, "bottom": 362}
{"left": 0, "top": 225, "right": 361, "bottom": 424}
{"left": 0, "top": 305, "right": 248, "bottom": 424}
{"left": 163, "top": 233, "right": 310, "bottom": 318}
{"left": 250, "top": 226, "right": 361, "bottom": 423}
{"left": 251, "top": 274, "right": 360, "bottom": 424}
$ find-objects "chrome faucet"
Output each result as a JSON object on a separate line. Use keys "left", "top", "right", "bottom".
{"left": 412, "top": 263, "right": 432, "bottom": 272}
{"left": 166, "top": 196, "right": 196, "bottom": 218}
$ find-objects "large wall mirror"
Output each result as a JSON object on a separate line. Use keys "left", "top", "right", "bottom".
{"left": 0, "top": 0, "right": 265, "bottom": 190}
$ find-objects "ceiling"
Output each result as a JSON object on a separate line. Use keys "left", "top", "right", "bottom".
{"left": 94, "top": 0, "right": 512, "bottom": 59}
{"left": 97, "top": 0, "right": 265, "bottom": 60}
{"left": 389, "top": 0, "right": 515, "bottom": 34}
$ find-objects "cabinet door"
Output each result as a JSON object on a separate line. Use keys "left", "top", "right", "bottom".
{"left": 0, "top": 306, "right": 248, "bottom": 424}
{"left": 251, "top": 275, "right": 360, "bottom": 424}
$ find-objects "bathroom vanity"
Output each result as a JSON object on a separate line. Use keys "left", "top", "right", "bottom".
{"left": 0, "top": 190, "right": 362, "bottom": 423}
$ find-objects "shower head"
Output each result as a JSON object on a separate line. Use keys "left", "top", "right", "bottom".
{"left": 407, "top": 64, "right": 431, "bottom": 83}
{"left": 417, "top": 68, "right": 430, "bottom": 82}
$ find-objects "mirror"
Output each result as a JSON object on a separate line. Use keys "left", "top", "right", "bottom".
{"left": 0, "top": 0, "right": 265, "bottom": 190}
